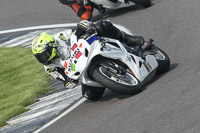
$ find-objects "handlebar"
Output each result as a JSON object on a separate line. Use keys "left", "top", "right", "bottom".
{"left": 83, "top": 0, "right": 90, "bottom": 5}
{"left": 149, "top": 38, "right": 154, "bottom": 45}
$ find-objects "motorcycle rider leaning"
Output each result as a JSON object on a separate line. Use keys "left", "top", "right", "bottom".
{"left": 58, "top": 0, "right": 120, "bottom": 20}
{"left": 58, "top": 0, "right": 94, "bottom": 20}
{"left": 31, "top": 20, "right": 145, "bottom": 101}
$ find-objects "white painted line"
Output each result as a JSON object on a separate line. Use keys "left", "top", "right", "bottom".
{"left": 8, "top": 94, "right": 82, "bottom": 125}
{"left": 0, "top": 23, "right": 77, "bottom": 35}
{"left": 37, "top": 87, "right": 78, "bottom": 101}
{"left": 6, "top": 36, "right": 35, "bottom": 47}
{"left": 33, "top": 98, "right": 86, "bottom": 133}
{"left": 8, "top": 106, "right": 62, "bottom": 125}
{"left": 0, "top": 31, "right": 41, "bottom": 47}
{"left": 0, "top": 23, "right": 133, "bottom": 35}
{"left": 29, "top": 92, "right": 81, "bottom": 111}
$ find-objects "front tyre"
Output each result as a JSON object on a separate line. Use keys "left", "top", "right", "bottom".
{"left": 129, "top": 0, "right": 152, "bottom": 8}
{"left": 153, "top": 47, "right": 170, "bottom": 75}
{"left": 92, "top": 64, "right": 142, "bottom": 95}
{"left": 81, "top": 83, "right": 105, "bottom": 101}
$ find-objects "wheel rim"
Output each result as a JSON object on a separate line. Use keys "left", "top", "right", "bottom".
{"left": 154, "top": 50, "right": 166, "bottom": 60}
{"left": 99, "top": 66, "right": 138, "bottom": 86}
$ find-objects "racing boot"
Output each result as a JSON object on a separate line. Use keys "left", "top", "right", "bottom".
{"left": 95, "top": 20, "right": 145, "bottom": 46}
{"left": 116, "top": 30, "right": 145, "bottom": 47}
{"left": 129, "top": 0, "right": 152, "bottom": 8}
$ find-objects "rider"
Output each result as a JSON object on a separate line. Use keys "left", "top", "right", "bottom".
{"left": 31, "top": 20, "right": 145, "bottom": 100}
{"left": 58, "top": 0, "right": 94, "bottom": 20}
{"left": 58, "top": 0, "right": 119, "bottom": 20}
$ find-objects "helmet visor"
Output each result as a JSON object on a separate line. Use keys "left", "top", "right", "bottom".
{"left": 34, "top": 49, "right": 52, "bottom": 65}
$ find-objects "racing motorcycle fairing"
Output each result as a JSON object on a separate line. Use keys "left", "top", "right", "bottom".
{"left": 90, "top": 0, "right": 134, "bottom": 9}
{"left": 61, "top": 32, "right": 158, "bottom": 87}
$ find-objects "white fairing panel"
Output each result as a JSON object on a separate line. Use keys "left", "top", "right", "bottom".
{"left": 91, "top": 0, "right": 134, "bottom": 8}
{"left": 61, "top": 33, "right": 158, "bottom": 86}
{"left": 97, "top": 43, "right": 158, "bottom": 81}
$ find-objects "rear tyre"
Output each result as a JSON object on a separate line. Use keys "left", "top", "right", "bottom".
{"left": 153, "top": 47, "right": 170, "bottom": 75}
{"left": 92, "top": 63, "right": 142, "bottom": 95}
{"left": 129, "top": 0, "right": 152, "bottom": 8}
{"left": 81, "top": 83, "right": 105, "bottom": 101}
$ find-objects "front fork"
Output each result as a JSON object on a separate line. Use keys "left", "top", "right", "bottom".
{"left": 100, "top": 61, "right": 126, "bottom": 75}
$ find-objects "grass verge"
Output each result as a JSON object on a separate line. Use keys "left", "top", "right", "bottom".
{"left": 0, "top": 46, "right": 52, "bottom": 127}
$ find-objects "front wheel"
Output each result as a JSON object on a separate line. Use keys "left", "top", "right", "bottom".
{"left": 129, "top": 0, "right": 152, "bottom": 8}
{"left": 81, "top": 83, "right": 105, "bottom": 101}
{"left": 92, "top": 62, "right": 142, "bottom": 95}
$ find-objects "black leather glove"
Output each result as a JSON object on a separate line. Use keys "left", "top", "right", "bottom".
{"left": 75, "top": 20, "right": 97, "bottom": 38}
{"left": 86, "top": 22, "right": 97, "bottom": 35}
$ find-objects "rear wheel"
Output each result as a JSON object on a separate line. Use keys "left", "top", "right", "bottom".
{"left": 129, "top": 0, "right": 152, "bottom": 8}
{"left": 92, "top": 62, "right": 142, "bottom": 95}
{"left": 153, "top": 47, "right": 170, "bottom": 75}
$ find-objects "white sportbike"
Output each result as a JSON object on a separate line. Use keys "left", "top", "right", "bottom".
{"left": 84, "top": 0, "right": 152, "bottom": 13}
{"left": 61, "top": 31, "right": 170, "bottom": 100}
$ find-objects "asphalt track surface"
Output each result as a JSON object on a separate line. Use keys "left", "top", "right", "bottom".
{"left": 1, "top": 0, "right": 200, "bottom": 133}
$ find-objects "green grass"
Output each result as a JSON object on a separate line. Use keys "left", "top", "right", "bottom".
{"left": 0, "top": 46, "right": 52, "bottom": 127}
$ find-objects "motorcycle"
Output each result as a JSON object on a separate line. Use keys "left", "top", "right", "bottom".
{"left": 61, "top": 28, "right": 170, "bottom": 101}
{"left": 84, "top": 0, "right": 152, "bottom": 13}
